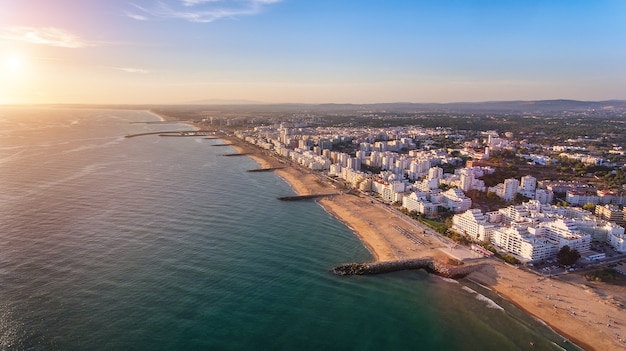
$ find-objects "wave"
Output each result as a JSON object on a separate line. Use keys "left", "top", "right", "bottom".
{"left": 461, "top": 286, "right": 476, "bottom": 294}
{"left": 475, "top": 293, "right": 505, "bottom": 310}
{"left": 461, "top": 285, "right": 504, "bottom": 310}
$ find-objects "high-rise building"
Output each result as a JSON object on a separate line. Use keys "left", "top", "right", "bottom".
{"left": 519, "top": 175, "right": 537, "bottom": 198}
{"left": 459, "top": 170, "right": 474, "bottom": 192}
{"left": 502, "top": 178, "right": 519, "bottom": 201}
{"left": 428, "top": 166, "right": 443, "bottom": 180}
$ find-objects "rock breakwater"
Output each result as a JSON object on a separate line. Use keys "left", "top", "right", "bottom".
{"left": 332, "top": 258, "right": 483, "bottom": 279}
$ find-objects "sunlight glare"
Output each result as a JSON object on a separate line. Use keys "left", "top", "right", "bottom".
{"left": 3, "top": 52, "right": 25, "bottom": 75}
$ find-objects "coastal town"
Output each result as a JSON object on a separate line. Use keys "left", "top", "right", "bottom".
{"left": 155, "top": 101, "right": 626, "bottom": 350}
{"left": 182, "top": 104, "right": 626, "bottom": 265}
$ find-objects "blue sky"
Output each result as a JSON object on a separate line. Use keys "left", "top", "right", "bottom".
{"left": 1, "top": 0, "right": 625, "bottom": 104}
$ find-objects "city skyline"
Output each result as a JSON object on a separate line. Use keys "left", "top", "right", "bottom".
{"left": 1, "top": 0, "right": 625, "bottom": 105}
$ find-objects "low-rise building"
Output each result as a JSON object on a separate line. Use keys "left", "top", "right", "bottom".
{"left": 595, "top": 204, "right": 625, "bottom": 226}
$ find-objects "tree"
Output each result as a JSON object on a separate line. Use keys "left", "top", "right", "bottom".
{"left": 556, "top": 245, "right": 581, "bottom": 266}
{"left": 582, "top": 202, "right": 596, "bottom": 213}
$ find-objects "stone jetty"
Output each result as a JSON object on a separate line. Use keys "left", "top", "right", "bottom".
{"left": 277, "top": 193, "right": 338, "bottom": 201}
{"left": 125, "top": 130, "right": 214, "bottom": 138}
{"left": 332, "top": 258, "right": 483, "bottom": 279}
{"left": 247, "top": 167, "right": 285, "bottom": 172}
{"left": 222, "top": 153, "right": 251, "bottom": 156}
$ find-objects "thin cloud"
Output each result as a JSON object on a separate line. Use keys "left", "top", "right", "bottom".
{"left": 113, "top": 67, "right": 150, "bottom": 74}
{"left": 0, "top": 26, "right": 93, "bottom": 48}
{"left": 124, "top": 11, "right": 149, "bottom": 21}
{"left": 181, "top": 0, "right": 222, "bottom": 6}
{"left": 127, "top": 0, "right": 283, "bottom": 23}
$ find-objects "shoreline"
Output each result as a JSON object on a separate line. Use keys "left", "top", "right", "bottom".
{"left": 215, "top": 133, "right": 624, "bottom": 351}
{"left": 217, "top": 134, "right": 425, "bottom": 261}
{"left": 467, "top": 260, "right": 624, "bottom": 351}
{"left": 146, "top": 109, "right": 167, "bottom": 122}
{"left": 147, "top": 101, "right": 626, "bottom": 351}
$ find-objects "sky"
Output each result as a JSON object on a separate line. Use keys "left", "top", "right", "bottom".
{"left": 1, "top": 0, "right": 625, "bottom": 104}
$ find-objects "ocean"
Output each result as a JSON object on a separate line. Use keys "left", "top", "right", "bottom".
{"left": 0, "top": 108, "right": 578, "bottom": 350}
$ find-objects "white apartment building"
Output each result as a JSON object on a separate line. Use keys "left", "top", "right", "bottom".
{"left": 359, "top": 178, "right": 373, "bottom": 192}
{"left": 329, "top": 163, "right": 342, "bottom": 177}
{"left": 408, "top": 159, "right": 431, "bottom": 180}
{"left": 417, "top": 177, "right": 440, "bottom": 191}
{"left": 519, "top": 175, "right": 537, "bottom": 198}
{"left": 574, "top": 219, "right": 625, "bottom": 242}
{"left": 566, "top": 190, "right": 600, "bottom": 206}
{"left": 534, "top": 189, "right": 554, "bottom": 205}
{"left": 428, "top": 166, "right": 443, "bottom": 180}
{"left": 502, "top": 178, "right": 520, "bottom": 201}
{"left": 595, "top": 204, "right": 625, "bottom": 226}
{"left": 608, "top": 230, "right": 626, "bottom": 253}
{"left": 402, "top": 192, "right": 439, "bottom": 217}
{"left": 488, "top": 178, "right": 519, "bottom": 201}
{"left": 451, "top": 209, "right": 495, "bottom": 242}
{"left": 442, "top": 188, "right": 472, "bottom": 213}
{"left": 540, "top": 219, "right": 591, "bottom": 253}
{"left": 491, "top": 225, "right": 558, "bottom": 261}
{"left": 459, "top": 170, "right": 474, "bottom": 192}
{"left": 372, "top": 180, "right": 405, "bottom": 203}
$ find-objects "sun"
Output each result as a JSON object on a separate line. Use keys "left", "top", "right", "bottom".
{"left": 4, "top": 52, "right": 24, "bottom": 74}
{"left": 0, "top": 51, "right": 32, "bottom": 104}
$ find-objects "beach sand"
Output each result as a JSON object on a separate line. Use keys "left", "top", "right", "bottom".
{"left": 217, "top": 134, "right": 626, "bottom": 351}
{"left": 468, "top": 262, "right": 625, "bottom": 351}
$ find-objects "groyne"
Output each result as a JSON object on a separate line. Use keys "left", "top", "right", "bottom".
{"left": 332, "top": 258, "right": 484, "bottom": 278}
{"left": 223, "top": 153, "right": 251, "bottom": 156}
{"left": 277, "top": 193, "right": 338, "bottom": 201}
{"left": 247, "top": 167, "right": 285, "bottom": 172}
{"left": 130, "top": 120, "right": 195, "bottom": 124}
{"left": 125, "top": 130, "right": 214, "bottom": 138}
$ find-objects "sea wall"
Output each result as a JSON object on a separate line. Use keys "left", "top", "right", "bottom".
{"left": 332, "top": 258, "right": 483, "bottom": 278}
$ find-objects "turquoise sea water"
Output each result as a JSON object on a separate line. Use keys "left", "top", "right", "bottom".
{"left": 0, "top": 108, "right": 578, "bottom": 350}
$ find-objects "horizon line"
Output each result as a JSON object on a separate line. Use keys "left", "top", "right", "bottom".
{"left": 2, "top": 98, "right": 626, "bottom": 107}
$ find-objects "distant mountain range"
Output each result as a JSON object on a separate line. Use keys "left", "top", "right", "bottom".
{"left": 34, "top": 99, "right": 626, "bottom": 115}
{"left": 311, "top": 99, "right": 626, "bottom": 113}
{"left": 176, "top": 99, "right": 626, "bottom": 114}
{"left": 184, "top": 98, "right": 265, "bottom": 105}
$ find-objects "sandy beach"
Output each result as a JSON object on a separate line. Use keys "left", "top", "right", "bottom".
{"left": 223, "top": 135, "right": 448, "bottom": 262}
{"left": 468, "top": 262, "right": 626, "bottom": 351}
{"left": 218, "top": 134, "right": 626, "bottom": 351}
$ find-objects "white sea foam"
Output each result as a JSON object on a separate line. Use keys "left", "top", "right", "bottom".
{"left": 461, "top": 285, "right": 503, "bottom": 310}
{"left": 475, "top": 293, "right": 504, "bottom": 310}
{"left": 461, "top": 286, "right": 477, "bottom": 294}
{"left": 439, "top": 277, "right": 459, "bottom": 284}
